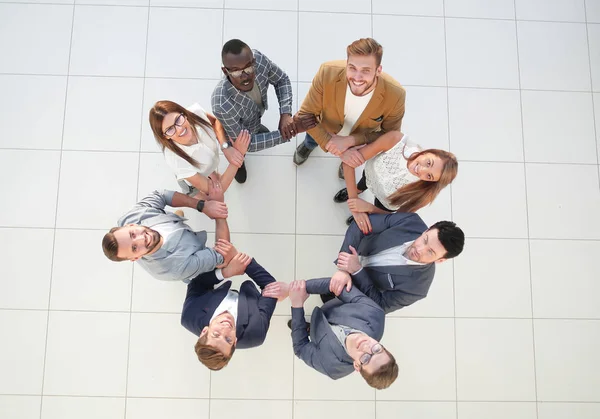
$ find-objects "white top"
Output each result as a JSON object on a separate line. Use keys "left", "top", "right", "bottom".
{"left": 163, "top": 103, "right": 220, "bottom": 183}
{"left": 337, "top": 84, "right": 374, "bottom": 136}
{"left": 365, "top": 134, "right": 420, "bottom": 210}
{"left": 358, "top": 241, "right": 424, "bottom": 269}
{"left": 209, "top": 290, "right": 239, "bottom": 324}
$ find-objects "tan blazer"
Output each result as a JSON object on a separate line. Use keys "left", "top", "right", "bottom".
{"left": 298, "top": 60, "right": 406, "bottom": 151}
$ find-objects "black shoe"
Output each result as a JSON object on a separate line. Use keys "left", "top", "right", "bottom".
{"left": 235, "top": 162, "right": 247, "bottom": 183}
{"left": 287, "top": 319, "right": 310, "bottom": 333}
{"left": 320, "top": 292, "right": 336, "bottom": 304}
{"left": 338, "top": 162, "right": 344, "bottom": 179}
{"left": 346, "top": 215, "right": 354, "bottom": 226}
{"left": 333, "top": 188, "right": 349, "bottom": 203}
{"left": 293, "top": 143, "right": 313, "bottom": 165}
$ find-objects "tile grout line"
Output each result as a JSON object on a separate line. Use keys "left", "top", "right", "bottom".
{"left": 513, "top": 1, "right": 540, "bottom": 416}
{"left": 583, "top": 0, "right": 600, "bottom": 187}
{"left": 38, "top": 3, "right": 77, "bottom": 418}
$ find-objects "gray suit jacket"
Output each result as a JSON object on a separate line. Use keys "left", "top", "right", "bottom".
{"left": 117, "top": 190, "right": 224, "bottom": 283}
{"left": 339, "top": 212, "right": 435, "bottom": 314}
{"left": 291, "top": 278, "right": 385, "bottom": 380}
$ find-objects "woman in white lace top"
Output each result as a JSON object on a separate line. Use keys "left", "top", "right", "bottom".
{"left": 335, "top": 131, "right": 457, "bottom": 233}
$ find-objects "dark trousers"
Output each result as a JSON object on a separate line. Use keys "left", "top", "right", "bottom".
{"left": 356, "top": 170, "right": 393, "bottom": 212}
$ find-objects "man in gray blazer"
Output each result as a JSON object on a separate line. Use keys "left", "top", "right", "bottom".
{"left": 266, "top": 272, "right": 398, "bottom": 389}
{"left": 333, "top": 212, "right": 465, "bottom": 314}
{"left": 102, "top": 180, "right": 234, "bottom": 283}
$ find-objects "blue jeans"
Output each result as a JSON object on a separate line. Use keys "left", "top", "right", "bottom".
{"left": 303, "top": 133, "right": 319, "bottom": 150}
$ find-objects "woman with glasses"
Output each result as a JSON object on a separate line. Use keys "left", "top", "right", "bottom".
{"left": 336, "top": 131, "right": 458, "bottom": 234}
{"left": 149, "top": 100, "right": 250, "bottom": 199}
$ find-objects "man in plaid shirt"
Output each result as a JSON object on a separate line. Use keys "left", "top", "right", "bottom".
{"left": 212, "top": 39, "right": 316, "bottom": 183}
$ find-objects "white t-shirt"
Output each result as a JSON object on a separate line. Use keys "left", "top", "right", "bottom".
{"left": 163, "top": 103, "right": 220, "bottom": 182}
{"left": 337, "top": 84, "right": 375, "bottom": 136}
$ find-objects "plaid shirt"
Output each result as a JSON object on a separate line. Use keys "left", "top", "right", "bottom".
{"left": 211, "top": 50, "right": 293, "bottom": 152}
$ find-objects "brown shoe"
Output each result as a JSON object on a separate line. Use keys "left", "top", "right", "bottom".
{"left": 293, "top": 143, "right": 313, "bottom": 165}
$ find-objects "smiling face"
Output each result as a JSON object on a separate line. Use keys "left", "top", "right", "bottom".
{"left": 200, "top": 312, "right": 237, "bottom": 357}
{"left": 161, "top": 111, "right": 195, "bottom": 146}
{"left": 346, "top": 54, "right": 382, "bottom": 96}
{"left": 112, "top": 224, "right": 162, "bottom": 261}
{"left": 222, "top": 47, "right": 255, "bottom": 92}
{"left": 404, "top": 228, "right": 448, "bottom": 264}
{"left": 346, "top": 333, "right": 391, "bottom": 375}
{"left": 407, "top": 152, "right": 444, "bottom": 182}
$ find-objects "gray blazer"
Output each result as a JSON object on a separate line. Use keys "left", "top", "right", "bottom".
{"left": 291, "top": 277, "right": 385, "bottom": 380}
{"left": 339, "top": 212, "right": 435, "bottom": 314}
{"left": 117, "top": 190, "right": 224, "bottom": 283}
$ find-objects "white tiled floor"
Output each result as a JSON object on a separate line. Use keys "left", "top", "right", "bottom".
{"left": 0, "top": 1, "right": 599, "bottom": 418}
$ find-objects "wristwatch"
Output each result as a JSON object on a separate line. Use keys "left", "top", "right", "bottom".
{"left": 221, "top": 140, "right": 232, "bottom": 151}
{"left": 196, "top": 200, "right": 205, "bottom": 213}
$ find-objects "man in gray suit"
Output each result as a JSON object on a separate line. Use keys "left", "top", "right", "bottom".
{"left": 102, "top": 179, "right": 235, "bottom": 283}
{"left": 333, "top": 212, "right": 465, "bottom": 314}
{"left": 265, "top": 272, "right": 398, "bottom": 389}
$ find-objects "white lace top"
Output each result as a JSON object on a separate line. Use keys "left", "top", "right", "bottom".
{"left": 365, "top": 135, "right": 420, "bottom": 210}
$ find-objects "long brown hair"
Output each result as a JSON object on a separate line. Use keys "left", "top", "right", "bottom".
{"left": 387, "top": 148, "right": 458, "bottom": 213}
{"left": 149, "top": 100, "right": 213, "bottom": 168}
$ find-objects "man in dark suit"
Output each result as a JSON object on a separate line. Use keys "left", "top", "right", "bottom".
{"left": 266, "top": 272, "right": 397, "bottom": 389}
{"left": 332, "top": 212, "right": 465, "bottom": 314}
{"left": 181, "top": 252, "right": 280, "bottom": 371}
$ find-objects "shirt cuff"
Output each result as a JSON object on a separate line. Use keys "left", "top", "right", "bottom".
{"left": 352, "top": 267, "right": 363, "bottom": 275}
{"left": 215, "top": 269, "right": 225, "bottom": 281}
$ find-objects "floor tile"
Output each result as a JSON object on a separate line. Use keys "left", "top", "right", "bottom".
{"left": 137, "top": 151, "right": 183, "bottom": 200}
{"left": 456, "top": 319, "right": 536, "bottom": 401}
{"left": 0, "top": 75, "right": 67, "bottom": 150}
{"left": 515, "top": 0, "right": 586, "bottom": 22}
{"left": 444, "top": 0, "right": 515, "bottom": 19}
{"left": 211, "top": 400, "right": 291, "bottom": 419}
{"left": 589, "top": 24, "right": 600, "bottom": 92}
{"left": 150, "top": 0, "right": 222, "bottom": 6}
{"left": 294, "top": 401, "right": 374, "bottom": 419}
{"left": 146, "top": 7, "right": 223, "bottom": 79}
{"left": 517, "top": 21, "right": 591, "bottom": 91}
{"left": 0, "top": 310, "right": 47, "bottom": 394}
{"left": 403, "top": 86, "right": 449, "bottom": 151}
{"left": 63, "top": 77, "right": 143, "bottom": 151}
{"left": 131, "top": 265, "right": 189, "bottom": 313}
{"left": 372, "top": 0, "right": 443, "bottom": 16}
{"left": 374, "top": 15, "right": 446, "bottom": 86}
{"left": 377, "top": 318, "right": 456, "bottom": 401}
{"left": 416, "top": 186, "right": 453, "bottom": 228}
{"left": 41, "top": 397, "right": 125, "bottom": 419}
{"left": 588, "top": 0, "right": 600, "bottom": 23}
{"left": 446, "top": 18, "right": 519, "bottom": 89}
{"left": 211, "top": 317, "right": 293, "bottom": 399}
{"left": 127, "top": 312, "right": 210, "bottom": 398}
{"left": 0, "top": 396, "right": 41, "bottom": 419}
{"left": 595, "top": 93, "right": 600, "bottom": 162}
{"left": 454, "top": 238, "right": 532, "bottom": 318}
{"left": 126, "top": 398, "right": 209, "bottom": 419}
{"left": 448, "top": 88, "right": 523, "bottom": 162}
{"left": 522, "top": 90, "right": 596, "bottom": 163}
{"left": 0, "top": 150, "right": 61, "bottom": 228}
{"left": 298, "top": 12, "right": 371, "bottom": 82}
{"left": 43, "top": 311, "right": 129, "bottom": 396}
{"left": 537, "top": 402, "right": 600, "bottom": 419}
{"left": 376, "top": 402, "right": 456, "bottom": 419}
{"left": 69, "top": 5, "right": 148, "bottom": 77}
{"left": 0, "top": 228, "right": 53, "bottom": 309}
{"left": 223, "top": 10, "right": 298, "bottom": 81}
{"left": 78, "top": 0, "right": 147, "bottom": 4}
{"left": 451, "top": 162, "right": 528, "bottom": 238}
{"left": 50, "top": 229, "right": 133, "bottom": 311}
{"left": 458, "top": 402, "right": 536, "bottom": 419}
{"left": 56, "top": 151, "right": 139, "bottom": 229}
{"left": 299, "top": 0, "right": 370, "bottom": 13}
{"left": 0, "top": 4, "right": 72, "bottom": 75}
{"left": 225, "top": 0, "right": 296, "bottom": 10}
{"left": 531, "top": 240, "right": 600, "bottom": 319}
{"left": 1, "top": 0, "right": 73, "bottom": 3}
{"left": 526, "top": 163, "right": 600, "bottom": 239}
{"left": 534, "top": 319, "right": 600, "bottom": 401}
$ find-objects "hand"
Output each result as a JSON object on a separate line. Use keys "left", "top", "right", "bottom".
{"left": 222, "top": 252, "right": 252, "bottom": 278}
{"left": 223, "top": 144, "right": 244, "bottom": 168}
{"left": 326, "top": 135, "right": 353, "bottom": 156}
{"left": 352, "top": 211, "right": 372, "bottom": 234}
{"left": 337, "top": 246, "right": 362, "bottom": 274}
{"left": 207, "top": 176, "right": 224, "bottom": 202}
{"left": 340, "top": 148, "right": 365, "bottom": 168}
{"left": 215, "top": 239, "right": 238, "bottom": 267}
{"left": 279, "top": 114, "right": 295, "bottom": 141}
{"left": 347, "top": 198, "right": 373, "bottom": 213}
{"left": 200, "top": 200, "right": 228, "bottom": 219}
{"left": 232, "top": 129, "right": 251, "bottom": 155}
{"left": 329, "top": 270, "right": 352, "bottom": 296}
{"left": 288, "top": 279, "right": 309, "bottom": 308}
{"left": 262, "top": 281, "right": 290, "bottom": 301}
{"left": 293, "top": 113, "right": 318, "bottom": 133}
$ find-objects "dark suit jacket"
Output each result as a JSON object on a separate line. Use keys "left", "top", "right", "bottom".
{"left": 180, "top": 259, "right": 277, "bottom": 349}
{"left": 339, "top": 212, "right": 435, "bottom": 314}
{"left": 291, "top": 277, "right": 385, "bottom": 380}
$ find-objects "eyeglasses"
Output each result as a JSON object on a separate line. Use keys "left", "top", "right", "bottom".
{"left": 225, "top": 61, "right": 256, "bottom": 78}
{"left": 359, "top": 343, "right": 384, "bottom": 366}
{"left": 163, "top": 113, "right": 186, "bottom": 137}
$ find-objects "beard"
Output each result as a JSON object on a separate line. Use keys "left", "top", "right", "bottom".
{"left": 144, "top": 227, "right": 161, "bottom": 254}
{"left": 348, "top": 76, "right": 377, "bottom": 96}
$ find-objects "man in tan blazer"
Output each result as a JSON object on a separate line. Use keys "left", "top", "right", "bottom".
{"left": 293, "top": 38, "right": 406, "bottom": 169}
